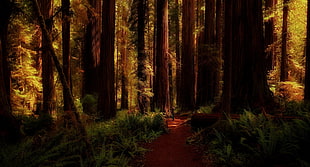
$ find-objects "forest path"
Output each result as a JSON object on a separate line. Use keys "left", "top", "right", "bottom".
{"left": 143, "top": 117, "right": 205, "bottom": 167}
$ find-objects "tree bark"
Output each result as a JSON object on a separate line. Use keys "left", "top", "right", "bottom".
{"left": 280, "top": 0, "right": 289, "bottom": 81}
{"left": 120, "top": 5, "right": 129, "bottom": 109}
{"left": 38, "top": 0, "right": 55, "bottom": 116}
{"left": 180, "top": 0, "right": 195, "bottom": 111}
{"left": 175, "top": 0, "right": 181, "bottom": 108}
{"left": 82, "top": 0, "right": 101, "bottom": 115}
{"left": 154, "top": 0, "right": 170, "bottom": 114}
{"left": 220, "top": 0, "right": 274, "bottom": 113}
{"left": 197, "top": 0, "right": 217, "bottom": 106}
{"left": 137, "top": 0, "right": 148, "bottom": 113}
{"left": 98, "top": 0, "right": 116, "bottom": 119}
{"left": 264, "top": 0, "right": 277, "bottom": 71}
{"left": 0, "top": 0, "right": 21, "bottom": 142}
{"left": 62, "top": 0, "right": 71, "bottom": 111}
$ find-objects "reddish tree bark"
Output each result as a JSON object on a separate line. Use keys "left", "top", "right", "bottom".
{"left": 280, "top": 0, "right": 289, "bottom": 81}
{"left": 137, "top": 0, "right": 148, "bottom": 113}
{"left": 39, "top": 0, "right": 55, "bottom": 116}
{"left": 180, "top": 0, "right": 195, "bottom": 111}
{"left": 98, "top": 0, "right": 116, "bottom": 119}
{"left": 154, "top": 0, "right": 170, "bottom": 114}
{"left": 62, "top": 0, "right": 71, "bottom": 111}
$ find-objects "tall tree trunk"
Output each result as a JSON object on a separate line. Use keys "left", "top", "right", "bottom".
{"left": 215, "top": 0, "right": 223, "bottom": 101}
{"left": 304, "top": 0, "right": 310, "bottom": 101}
{"left": 0, "top": 0, "right": 21, "bottom": 142}
{"left": 154, "top": 0, "right": 170, "bottom": 114}
{"left": 174, "top": 0, "right": 181, "bottom": 107}
{"left": 62, "top": 0, "right": 71, "bottom": 111}
{"left": 197, "top": 0, "right": 217, "bottom": 106}
{"left": 221, "top": 0, "right": 273, "bottom": 113}
{"left": 39, "top": 0, "right": 55, "bottom": 116}
{"left": 120, "top": 5, "right": 129, "bottom": 109}
{"left": 180, "top": 0, "right": 195, "bottom": 111}
{"left": 137, "top": 0, "right": 148, "bottom": 113}
{"left": 265, "top": 0, "right": 277, "bottom": 71}
{"left": 98, "top": 0, "right": 116, "bottom": 119}
{"left": 82, "top": 0, "right": 101, "bottom": 115}
{"left": 280, "top": 0, "right": 289, "bottom": 81}
{"left": 221, "top": 0, "right": 232, "bottom": 114}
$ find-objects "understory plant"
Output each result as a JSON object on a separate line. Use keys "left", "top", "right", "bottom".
{"left": 191, "top": 110, "right": 310, "bottom": 167}
{"left": 0, "top": 111, "right": 165, "bottom": 167}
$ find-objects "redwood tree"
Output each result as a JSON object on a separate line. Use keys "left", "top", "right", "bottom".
{"left": 39, "top": 0, "right": 55, "bottom": 116}
{"left": 62, "top": 0, "right": 71, "bottom": 111}
{"left": 154, "top": 0, "right": 170, "bottom": 114}
{"left": 82, "top": 0, "right": 101, "bottom": 114}
{"left": 197, "top": 0, "right": 218, "bottom": 106}
{"left": 264, "top": 0, "right": 277, "bottom": 71}
{"left": 137, "top": 0, "right": 148, "bottom": 113}
{"left": 0, "top": 0, "right": 21, "bottom": 142}
{"left": 180, "top": 0, "right": 195, "bottom": 111}
{"left": 98, "top": 0, "right": 116, "bottom": 119}
{"left": 222, "top": 0, "right": 273, "bottom": 112}
{"left": 120, "top": 5, "right": 129, "bottom": 110}
{"left": 280, "top": 0, "right": 289, "bottom": 81}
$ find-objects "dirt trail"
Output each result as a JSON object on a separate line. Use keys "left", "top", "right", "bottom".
{"left": 143, "top": 117, "right": 205, "bottom": 167}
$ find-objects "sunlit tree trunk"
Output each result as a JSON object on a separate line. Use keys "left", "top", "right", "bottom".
{"left": 98, "top": 0, "right": 116, "bottom": 119}
{"left": 280, "top": 0, "right": 289, "bottom": 81}
{"left": 82, "top": 0, "right": 101, "bottom": 114}
{"left": 180, "top": 0, "right": 195, "bottom": 111}
{"left": 137, "top": 0, "right": 148, "bottom": 113}
{"left": 62, "top": 0, "right": 71, "bottom": 111}
{"left": 154, "top": 0, "right": 170, "bottom": 114}
{"left": 120, "top": 5, "right": 129, "bottom": 110}
{"left": 304, "top": 0, "right": 310, "bottom": 101}
{"left": 265, "top": 0, "right": 277, "bottom": 71}
{"left": 39, "top": 0, "right": 55, "bottom": 116}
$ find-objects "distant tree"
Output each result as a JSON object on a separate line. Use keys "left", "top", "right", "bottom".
{"left": 98, "top": 0, "right": 116, "bottom": 119}
{"left": 0, "top": 0, "right": 21, "bottom": 142}
{"left": 264, "top": 0, "right": 277, "bottom": 71}
{"left": 39, "top": 0, "right": 55, "bottom": 116}
{"left": 82, "top": 0, "right": 101, "bottom": 114}
{"left": 62, "top": 0, "right": 71, "bottom": 111}
{"left": 180, "top": 0, "right": 195, "bottom": 111}
{"left": 197, "top": 0, "right": 218, "bottom": 106}
{"left": 174, "top": 0, "right": 181, "bottom": 107}
{"left": 280, "top": 0, "right": 289, "bottom": 81}
{"left": 305, "top": 0, "right": 310, "bottom": 101}
{"left": 119, "top": 3, "right": 129, "bottom": 110}
{"left": 137, "top": 0, "right": 148, "bottom": 113}
{"left": 154, "top": 0, "right": 170, "bottom": 114}
{"left": 221, "top": 0, "right": 273, "bottom": 113}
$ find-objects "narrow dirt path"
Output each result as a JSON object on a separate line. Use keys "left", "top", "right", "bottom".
{"left": 143, "top": 117, "right": 205, "bottom": 167}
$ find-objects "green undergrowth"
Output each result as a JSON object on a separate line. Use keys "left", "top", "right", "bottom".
{"left": 0, "top": 111, "right": 166, "bottom": 167}
{"left": 188, "top": 110, "right": 310, "bottom": 167}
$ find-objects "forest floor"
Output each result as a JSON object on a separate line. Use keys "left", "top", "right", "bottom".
{"left": 140, "top": 117, "right": 206, "bottom": 167}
